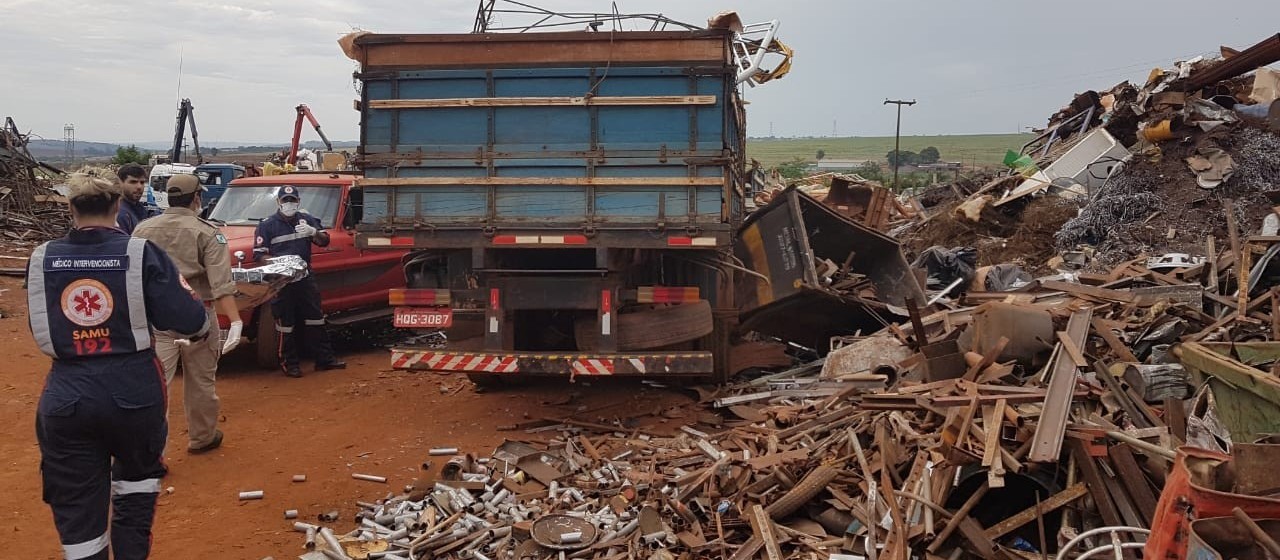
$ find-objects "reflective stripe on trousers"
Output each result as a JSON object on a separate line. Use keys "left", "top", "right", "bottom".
{"left": 63, "top": 531, "right": 109, "bottom": 559}
{"left": 111, "top": 478, "right": 160, "bottom": 495}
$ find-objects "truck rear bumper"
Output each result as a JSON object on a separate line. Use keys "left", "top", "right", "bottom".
{"left": 389, "top": 348, "right": 713, "bottom": 376}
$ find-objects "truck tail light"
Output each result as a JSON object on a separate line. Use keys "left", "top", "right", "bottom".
{"left": 489, "top": 288, "right": 501, "bottom": 310}
{"left": 637, "top": 286, "right": 700, "bottom": 304}
{"left": 389, "top": 289, "right": 451, "bottom": 306}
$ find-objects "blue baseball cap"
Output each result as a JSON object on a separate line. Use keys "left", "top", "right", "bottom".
{"left": 277, "top": 185, "right": 301, "bottom": 201}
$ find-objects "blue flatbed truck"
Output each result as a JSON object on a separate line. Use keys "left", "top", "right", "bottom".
{"left": 348, "top": 29, "right": 747, "bottom": 383}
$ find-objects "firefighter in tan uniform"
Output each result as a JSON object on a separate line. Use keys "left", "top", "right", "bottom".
{"left": 132, "top": 174, "right": 241, "bottom": 454}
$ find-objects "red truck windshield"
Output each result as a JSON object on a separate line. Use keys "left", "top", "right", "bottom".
{"left": 209, "top": 185, "right": 341, "bottom": 227}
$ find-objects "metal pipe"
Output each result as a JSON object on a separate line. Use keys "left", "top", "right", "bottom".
{"left": 305, "top": 526, "right": 317, "bottom": 550}
{"left": 284, "top": 509, "right": 299, "bottom": 520}
{"left": 735, "top": 20, "right": 779, "bottom": 84}
{"left": 319, "top": 527, "right": 352, "bottom": 560}
{"left": 238, "top": 490, "right": 264, "bottom": 500}
{"left": 353, "top": 473, "right": 388, "bottom": 484}
{"left": 429, "top": 447, "right": 459, "bottom": 456}
{"left": 1104, "top": 430, "right": 1176, "bottom": 460}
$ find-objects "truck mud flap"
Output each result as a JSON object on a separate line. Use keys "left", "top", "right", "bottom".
{"left": 389, "top": 349, "right": 713, "bottom": 376}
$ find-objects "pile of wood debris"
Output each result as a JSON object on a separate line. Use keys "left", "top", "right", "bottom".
{"left": 0, "top": 116, "right": 67, "bottom": 248}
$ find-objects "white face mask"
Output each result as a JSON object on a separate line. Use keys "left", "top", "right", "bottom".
{"left": 281, "top": 202, "right": 300, "bottom": 217}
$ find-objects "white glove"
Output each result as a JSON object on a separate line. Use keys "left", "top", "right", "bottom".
{"left": 222, "top": 321, "right": 243, "bottom": 354}
{"left": 295, "top": 222, "right": 318, "bottom": 238}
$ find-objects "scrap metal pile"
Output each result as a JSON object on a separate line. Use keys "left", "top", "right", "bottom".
{"left": 279, "top": 35, "right": 1280, "bottom": 560}
{"left": 897, "top": 34, "right": 1280, "bottom": 275}
{"left": 296, "top": 245, "right": 1280, "bottom": 559}
{"left": 0, "top": 116, "right": 67, "bottom": 243}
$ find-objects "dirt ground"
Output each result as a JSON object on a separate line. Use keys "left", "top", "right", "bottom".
{"left": 0, "top": 275, "right": 700, "bottom": 559}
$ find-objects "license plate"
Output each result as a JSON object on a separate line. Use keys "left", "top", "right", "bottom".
{"left": 393, "top": 307, "right": 453, "bottom": 328}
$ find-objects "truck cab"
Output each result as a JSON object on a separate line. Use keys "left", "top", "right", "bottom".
{"left": 209, "top": 173, "right": 408, "bottom": 367}
{"left": 194, "top": 163, "right": 247, "bottom": 212}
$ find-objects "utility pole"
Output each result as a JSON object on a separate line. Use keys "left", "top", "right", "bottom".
{"left": 884, "top": 99, "right": 916, "bottom": 191}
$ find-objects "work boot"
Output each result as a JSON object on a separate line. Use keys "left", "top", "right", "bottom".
{"left": 285, "top": 366, "right": 303, "bottom": 378}
{"left": 188, "top": 430, "right": 224, "bottom": 454}
{"left": 316, "top": 360, "right": 347, "bottom": 371}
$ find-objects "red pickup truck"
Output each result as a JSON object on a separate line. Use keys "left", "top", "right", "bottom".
{"left": 208, "top": 173, "right": 408, "bottom": 367}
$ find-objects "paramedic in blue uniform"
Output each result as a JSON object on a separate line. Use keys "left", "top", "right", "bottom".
{"left": 253, "top": 185, "right": 345, "bottom": 377}
{"left": 28, "top": 173, "right": 210, "bottom": 560}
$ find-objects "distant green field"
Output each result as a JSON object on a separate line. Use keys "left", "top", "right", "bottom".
{"left": 747, "top": 134, "right": 1035, "bottom": 169}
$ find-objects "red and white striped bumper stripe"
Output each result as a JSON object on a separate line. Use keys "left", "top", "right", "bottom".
{"left": 392, "top": 352, "right": 518, "bottom": 373}
{"left": 389, "top": 350, "right": 712, "bottom": 376}
{"left": 571, "top": 358, "right": 615, "bottom": 376}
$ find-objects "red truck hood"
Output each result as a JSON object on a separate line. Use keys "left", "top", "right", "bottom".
{"left": 220, "top": 224, "right": 259, "bottom": 268}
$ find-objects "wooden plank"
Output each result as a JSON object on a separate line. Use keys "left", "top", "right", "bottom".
{"left": 1091, "top": 317, "right": 1139, "bottom": 363}
{"left": 1040, "top": 279, "right": 1135, "bottom": 303}
{"left": 982, "top": 483, "right": 1089, "bottom": 539}
{"left": 1028, "top": 308, "right": 1092, "bottom": 462}
{"left": 369, "top": 95, "right": 717, "bottom": 109}
{"left": 359, "top": 176, "right": 724, "bottom": 187}
{"left": 749, "top": 504, "right": 783, "bottom": 560}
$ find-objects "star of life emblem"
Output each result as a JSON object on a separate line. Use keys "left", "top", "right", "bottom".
{"left": 61, "top": 279, "right": 114, "bottom": 327}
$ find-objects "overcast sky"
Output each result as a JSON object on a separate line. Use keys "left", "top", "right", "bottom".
{"left": 4, "top": 0, "right": 1278, "bottom": 144}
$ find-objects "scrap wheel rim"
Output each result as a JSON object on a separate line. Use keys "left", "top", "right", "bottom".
{"left": 530, "top": 514, "right": 599, "bottom": 551}
{"left": 1058, "top": 526, "right": 1150, "bottom": 559}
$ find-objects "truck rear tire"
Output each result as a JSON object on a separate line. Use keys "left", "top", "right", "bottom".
{"left": 575, "top": 300, "right": 714, "bottom": 351}
{"left": 255, "top": 306, "right": 279, "bottom": 370}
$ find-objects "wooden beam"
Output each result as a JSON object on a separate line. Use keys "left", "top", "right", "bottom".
{"left": 359, "top": 176, "right": 724, "bottom": 187}
{"left": 369, "top": 95, "right": 717, "bottom": 109}
{"left": 982, "top": 483, "right": 1088, "bottom": 540}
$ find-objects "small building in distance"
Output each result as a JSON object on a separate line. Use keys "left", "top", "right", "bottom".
{"left": 808, "top": 159, "right": 876, "bottom": 172}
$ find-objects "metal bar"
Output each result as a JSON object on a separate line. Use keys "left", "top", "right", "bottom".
{"left": 359, "top": 177, "right": 724, "bottom": 186}
{"left": 368, "top": 96, "right": 717, "bottom": 109}
{"left": 983, "top": 483, "right": 1088, "bottom": 540}
{"left": 1028, "top": 307, "right": 1092, "bottom": 462}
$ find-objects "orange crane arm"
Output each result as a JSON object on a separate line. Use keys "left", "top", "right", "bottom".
{"left": 287, "top": 104, "right": 333, "bottom": 165}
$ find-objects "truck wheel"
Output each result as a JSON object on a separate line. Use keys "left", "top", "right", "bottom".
{"left": 575, "top": 301, "right": 714, "bottom": 351}
{"left": 255, "top": 306, "right": 279, "bottom": 370}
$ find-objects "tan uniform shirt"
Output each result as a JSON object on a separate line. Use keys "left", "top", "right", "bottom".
{"left": 133, "top": 207, "right": 236, "bottom": 301}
